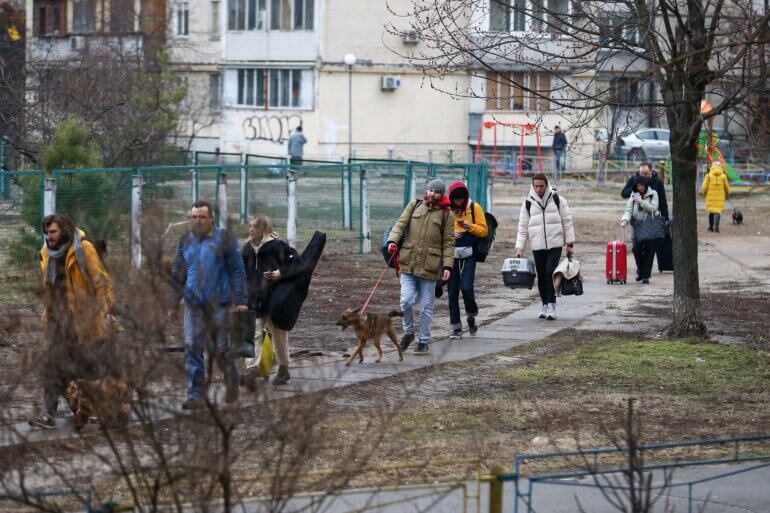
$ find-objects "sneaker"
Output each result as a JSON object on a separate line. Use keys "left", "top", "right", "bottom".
{"left": 29, "top": 412, "right": 56, "bottom": 429}
{"left": 635, "top": 275, "right": 643, "bottom": 282}
{"left": 642, "top": 278, "right": 650, "bottom": 284}
{"left": 400, "top": 333, "right": 415, "bottom": 351}
{"left": 413, "top": 342, "right": 430, "bottom": 355}
{"left": 273, "top": 365, "right": 290, "bottom": 386}
{"left": 181, "top": 397, "right": 204, "bottom": 410}
{"left": 546, "top": 303, "right": 557, "bottom": 320}
{"left": 450, "top": 329, "right": 463, "bottom": 339}
{"left": 539, "top": 305, "right": 547, "bottom": 319}
{"left": 468, "top": 317, "right": 478, "bottom": 335}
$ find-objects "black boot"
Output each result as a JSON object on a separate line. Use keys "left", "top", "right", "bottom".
{"left": 467, "top": 317, "right": 478, "bottom": 335}
{"left": 273, "top": 365, "right": 290, "bottom": 386}
{"left": 714, "top": 214, "right": 721, "bottom": 233}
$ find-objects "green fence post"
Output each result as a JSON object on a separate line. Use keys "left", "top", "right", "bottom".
{"left": 191, "top": 152, "right": 199, "bottom": 203}
{"left": 403, "top": 162, "right": 413, "bottom": 207}
{"left": 0, "top": 135, "right": 9, "bottom": 200}
{"left": 346, "top": 164, "right": 353, "bottom": 230}
{"left": 360, "top": 164, "right": 370, "bottom": 255}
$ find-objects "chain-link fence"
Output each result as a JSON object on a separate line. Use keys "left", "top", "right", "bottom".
{"left": 0, "top": 160, "right": 489, "bottom": 270}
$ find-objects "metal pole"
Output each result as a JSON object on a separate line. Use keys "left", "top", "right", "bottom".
{"left": 240, "top": 153, "right": 248, "bottom": 224}
{"left": 216, "top": 171, "right": 228, "bottom": 230}
{"left": 348, "top": 65, "right": 353, "bottom": 162}
{"left": 43, "top": 177, "right": 56, "bottom": 217}
{"left": 488, "top": 466, "right": 503, "bottom": 513}
{"left": 191, "top": 152, "right": 199, "bottom": 203}
{"left": 130, "top": 175, "right": 143, "bottom": 269}
{"left": 287, "top": 170, "right": 298, "bottom": 248}
{"left": 360, "top": 166, "right": 371, "bottom": 254}
{"left": 343, "top": 164, "right": 351, "bottom": 229}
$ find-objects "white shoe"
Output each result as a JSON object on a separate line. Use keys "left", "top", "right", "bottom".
{"left": 546, "top": 303, "right": 557, "bottom": 320}
{"left": 539, "top": 305, "right": 547, "bottom": 319}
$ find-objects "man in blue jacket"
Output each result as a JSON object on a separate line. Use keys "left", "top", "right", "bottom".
{"left": 169, "top": 201, "right": 248, "bottom": 410}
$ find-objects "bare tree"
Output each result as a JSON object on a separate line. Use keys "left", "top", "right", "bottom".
{"left": 388, "top": 0, "right": 770, "bottom": 336}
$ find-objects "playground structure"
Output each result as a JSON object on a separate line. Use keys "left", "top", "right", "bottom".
{"left": 473, "top": 121, "right": 551, "bottom": 180}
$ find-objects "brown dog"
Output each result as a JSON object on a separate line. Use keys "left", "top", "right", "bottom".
{"left": 66, "top": 375, "right": 131, "bottom": 431}
{"left": 336, "top": 308, "right": 404, "bottom": 365}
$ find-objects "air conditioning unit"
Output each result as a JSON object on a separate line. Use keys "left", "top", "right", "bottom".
{"left": 381, "top": 75, "right": 402, "bottom": 91}
{"left": 403, "top": 30, "right": 420, "bottom": 44}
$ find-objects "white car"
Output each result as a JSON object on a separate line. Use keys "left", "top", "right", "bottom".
{"left": 617, "top": 128, "right": 671, "bottom": 160}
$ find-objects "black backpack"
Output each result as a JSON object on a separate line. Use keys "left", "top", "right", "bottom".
{"left": 470, "top": 201, "right": 498, "bottom": 263}
{"left": 525, "top": 192, "right": 560, "bottom": 215}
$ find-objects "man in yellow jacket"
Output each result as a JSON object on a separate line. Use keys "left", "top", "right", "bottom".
{"left": 29, "top": 214, "right": 116, "bottom": 429}
{"left": 702, "top": 162, "right": 730, "bottom": 233}
{"left": 446, "top": 181, "right": 488, "bottom": 339}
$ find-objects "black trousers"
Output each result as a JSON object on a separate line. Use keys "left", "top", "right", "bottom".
{"left": 633, "top": 239, "right": 656, "bottom": 280}
{"left": 533, "top": 248, "right": 562, "bottom": 305}
{"left": 708, "top": 213, "right": 721, "bottom": 231}
{"left": 448, "top": 256, "right": 478, "bottom": 329}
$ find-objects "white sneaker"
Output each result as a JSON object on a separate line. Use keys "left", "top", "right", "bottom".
{"left": 546, "top": 303, "right": 557, "bottom": 320}
{"left": 539, "top": 305, "right": 547, "bottom": 319}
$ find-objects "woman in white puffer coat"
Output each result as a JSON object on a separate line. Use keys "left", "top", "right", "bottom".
{"left": 515, "top": 173, "right": 576, "bottom": 320}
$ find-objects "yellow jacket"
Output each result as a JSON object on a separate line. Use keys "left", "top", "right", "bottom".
{"left": 39, "top": 231, "right": 115, "bottom": 344}
{"left": 453, "top": 200, "right": 489, "bottom": 238}
{"left": 702, "top": 165, "right": 730, "bottom": 214}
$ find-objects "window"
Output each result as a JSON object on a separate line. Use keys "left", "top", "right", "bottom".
{"left": 489, "top": 0, "right": 569, "bottom": 33}
{"left": 210, "top": 74, "right": 222, "bottom": 111}
{"left": 270, "top": 0, "right": 313, "bottom": 30}
{"left": 211, "top": 0, "right": 220, "bottom": 36}
{"left": 174, "top": 2, "right": 189, "bottom": 36}
{"left": 36, "top": 0, "right": 65, "bottom": 36}
{"left": 236, "top": 68, "right": 311, "bottom": 108}
{"left": 110, "top": 0, "right": 133, "bottom": 32}
{"left": 612, "top": 78, "right": 639, "bottom": 105}
{"left": 229, "top": 0, "right": 266, "bottom": 30}
{"left": 72, "top": 0, "right": 95, "bottom": 32}
{"left": 486, "top": 71, "right": 551, "bottom": 111}
{"left": 638, "top": 130, "right": 656, "bottom": 140}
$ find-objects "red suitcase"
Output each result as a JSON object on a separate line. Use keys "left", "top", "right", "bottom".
{"left": 606, "top": 229, "right": 627, "bottom": 284}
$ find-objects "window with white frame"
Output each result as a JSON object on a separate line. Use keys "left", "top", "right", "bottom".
{"left": 211, "top": 0, "right": 220, "bottom": 36}
{"left": 210, "top": 73, "right": 222, "bottom": 111}
{"left": 236, "top": 68, "right": 312, "bottom": 109}
{"left": 486, "top": 71, "right": 551, "bottom": 111}
{"left": 228, "top": 0, "right": 312, "bottom": 30}
{"left": 489, "top": 0, "right": 570, "bottom": 33}
{"left": 174, "top": 2, "right": 189, "bottom": 36}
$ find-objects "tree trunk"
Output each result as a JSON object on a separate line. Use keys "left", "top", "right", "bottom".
{"left": 667, "top": 126, "right": 707, "bottom": 337}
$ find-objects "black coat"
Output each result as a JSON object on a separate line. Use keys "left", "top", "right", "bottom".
{"left": 621, "top": 171, "right": 669, "bottom": 220}
{"left": 242, "top": 232, "right": 326, "bottom": 331}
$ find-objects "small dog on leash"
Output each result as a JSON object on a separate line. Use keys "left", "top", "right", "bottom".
{"left": 66, "top": 375, "right": 131, "bottom": 431}
{"left": 336, "top": 308, "right": 404, "bottom": 365}
{"left": 732, "top": 208, "right": 744, "bottom": 225}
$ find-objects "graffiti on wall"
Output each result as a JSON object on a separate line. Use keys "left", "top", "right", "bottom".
{"left": 243, "top": 114, "right": 303, "bottom": 144}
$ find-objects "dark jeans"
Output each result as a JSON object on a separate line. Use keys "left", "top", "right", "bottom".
{"left": 633, "top": 239, "right": 656, "bottom": 280}
{"left": 290, "top": 157, "right": 303, "bottom": 168}
{"left": 708, "top": 213, "right": 721, "bottom": 231}
{"left": 448, "top": 256, "right": 478, "bottom": 329}
{"left": 533, "top": 248, "right": 563, "bottom": 305}
{"left": 184, "top": 304, "right": 239, "bottom": 399}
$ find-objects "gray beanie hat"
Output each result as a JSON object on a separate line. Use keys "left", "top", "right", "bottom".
{"left": 426, "top": 178, "right": 446, "bottom": 195}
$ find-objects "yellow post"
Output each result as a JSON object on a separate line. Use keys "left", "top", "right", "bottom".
{"left": 488, "top": 465, "right": 504, "bottom": 513}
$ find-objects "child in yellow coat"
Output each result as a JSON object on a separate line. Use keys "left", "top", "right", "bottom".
{"left": 702, "top": 162, "right": 730, "bottom": 233}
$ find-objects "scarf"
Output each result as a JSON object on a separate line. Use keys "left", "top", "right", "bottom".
{"left": 44, "top": 230, "right": 89, "bottom": 286}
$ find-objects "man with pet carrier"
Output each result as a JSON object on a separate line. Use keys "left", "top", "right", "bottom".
{"left": 387, "top": 179, "right": 455, "bottom": 356}
{"left": 446, "top": 181, "right": 488, "bottom": 339}
{"left": 515, "top": 173, "right": 576, "bottom": 320}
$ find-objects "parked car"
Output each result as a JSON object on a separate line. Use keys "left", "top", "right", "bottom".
{"left": 616, "top": 128, "right": 670, "bottom": 161}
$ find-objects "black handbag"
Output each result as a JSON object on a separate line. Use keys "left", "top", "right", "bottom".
{"left": 561, "top": 276, "right": 584, "bottom": 296}
{"left": 635, "top": 214, "right": 666, "bottom": 242}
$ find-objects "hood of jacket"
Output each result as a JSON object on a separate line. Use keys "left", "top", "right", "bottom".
{"left": 709, "top": 165, "right": 724, "bottom": 179}
{"left": 528, "top": 183, "right": 555, "bottom": 208}
{"left": 422, "top": 193, "right": 451, "bottom": 209}
{"left": 448, "top": 181, "right": 469, "bottom": 214}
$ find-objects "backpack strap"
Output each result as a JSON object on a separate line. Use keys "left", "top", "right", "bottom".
{"left": 399, "top": 199, "right": 423, "bottom": 246}
{"left": 553, "top": 192, "right": 561, "bottom": 209}
{"left": 470, "top": 200, "right": 476, "bottom": 224}
{"left": 525, "top": 199, "right": 531, "bottom": 215}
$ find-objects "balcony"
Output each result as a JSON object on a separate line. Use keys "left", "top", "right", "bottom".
{"left": 32, "top": 33, "right": 143, "bottom": 62}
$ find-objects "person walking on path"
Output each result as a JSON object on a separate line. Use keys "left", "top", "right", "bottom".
{"left": 287, "top": 126, "right": 307, "bottom": 167}
{"left": 387, "top": 179, "right": 455, "bottom": 356}
{"left": 515, "top": 173, "right": 576, "bottom": 320}
{"left": 29, "top": 214, "right": 116, "bottom": 429}
{"left": 446, "top": 181, "right": 488, "bottom": 339}
{"left": 169, "top": 201, "right": 248, "bottom": 410}
{"left": 552, "top": 126, "right": 568, "bottom": 180}
{"left": 621, "top": 178, "right": 660, "bottom": 283}
{"left": 702, "top": 162, "right": 730, "bottom": 233}
{"left": 240, "top": 215, "right": 296, "bottom": 387}
{"left": 621, "top": 162, "right": 669, "bottom": 278}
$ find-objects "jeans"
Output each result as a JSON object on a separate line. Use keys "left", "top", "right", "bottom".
{"left": 553, "top": 149, "right": 565, "bottom": 180}
{"left": 633, "top": 239, "right": 656, "bottom": 280}
{"left": 184, "top": 304, "right": 239, "bottom": 399}
{"left": 533, "top": 248, "right": 562, "bottom": 305}
{"left": 448, "top": 256, "right": 478, "bottom": 330}
{"left": 400, "top": 273, "right": 438, "bottom": 343}
{"left": 708, "top": 213, "right": 721, "bottom": 231}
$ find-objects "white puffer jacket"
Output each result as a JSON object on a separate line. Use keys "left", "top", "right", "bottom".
{"left": 516, "top": 185, "right": 576, "bottom": 251}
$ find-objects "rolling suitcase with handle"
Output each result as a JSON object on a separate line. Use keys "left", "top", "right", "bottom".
{"left": 606, "top": 228, "right": 627, "bottom": 284}
{"left": 656, "top": 222, "right": 673, "bottom": 272}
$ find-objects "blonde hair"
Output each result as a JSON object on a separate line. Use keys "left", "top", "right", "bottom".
{"left": 248, "top": 214, "right": 273, "bottom": 242}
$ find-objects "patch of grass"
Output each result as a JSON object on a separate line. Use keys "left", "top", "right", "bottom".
{"left": 501, "top": 338, "right": 770, "bottom": 395}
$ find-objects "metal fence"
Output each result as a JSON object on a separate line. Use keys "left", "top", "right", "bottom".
{"left": 0, "top": 161, "right": 488, "bottom": 269}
